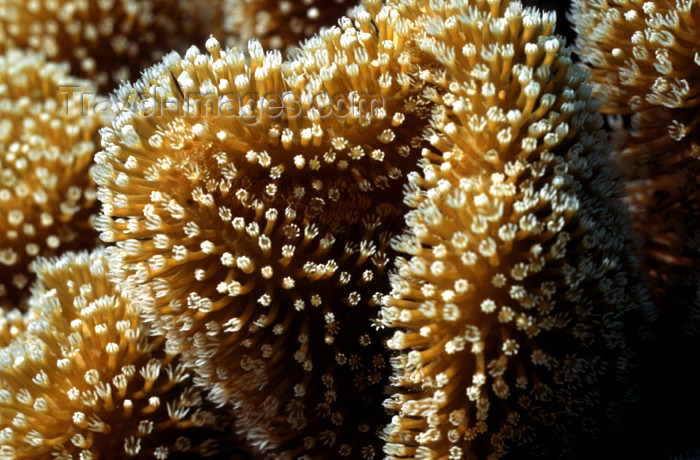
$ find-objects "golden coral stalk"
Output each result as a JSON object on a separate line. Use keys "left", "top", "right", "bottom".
{"left": 91, "top": 4, "right": 433, "bottom": 457}
{"left": 222, "top": 0, "right": 359, "bottom": 53}
{"left": 0, "top": 249, "right": 245, "bottom": 459}
{"left": 380, "top": 1, "right": 653, "bottom": 458}
{"left": 0, "top": 0, "right": 211, "bottom": 90}
{"left": 571, "top": 0, "right": 700, "bottom": 450}
{"left": 0, "top": 49, "right": 99, "bottom": 309}
{"left": 571, "top": 0, "right": 700, "bottom": 305}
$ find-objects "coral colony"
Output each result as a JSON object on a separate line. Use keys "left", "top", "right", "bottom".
{"left": 0, "top": 0, "right": 697, "bottom": 459}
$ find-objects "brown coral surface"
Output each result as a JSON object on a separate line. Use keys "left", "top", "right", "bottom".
{"left": 223, "top": 0, "right": 359, "bottom": 53}
{"left": 0, "top": 0, "right": 211, "bottom": 90}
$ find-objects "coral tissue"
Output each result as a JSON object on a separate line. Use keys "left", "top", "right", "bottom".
{"left": 0, "top": 0, "right": 209, "bottom": 90}
{"left": 91, "top": 5, "right": 431, "bottom": 456}
{"left": 381, "top": 1, "right": 653, "bottom": 459}
{"left": 573, "top": 0, "right": 700, "bottom": 308}
{"left": 223, "top": 0, "right": 359, "bottom": 52}
{"left": 0, "top": 249, "right": 243, "bottom": 459}
{"left": 0, "top": 49, "right": 99, "bottom": 308}
{"left": 0, "top": 0, "right": 682, "bottom": 459}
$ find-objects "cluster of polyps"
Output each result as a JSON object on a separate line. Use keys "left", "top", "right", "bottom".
{"left": 573, "top": 0, "right": 700, "bottom": 306}
{"left": 0, "top": 249, "right": 245, "bottom": 459}
{"left": 381, "top": 1, "right": 653, "bottom": 459}
{"left": 0, "top": 0, "right": 211, "bottom": 90}
{"left": 0, "top": 0, "right": 665, "bottom": 458}
{"left": 0, "top": 50, "right": 99, "bottom": 309}
{"left": 91, "top": 4, "right": 435, "bottom": 457}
